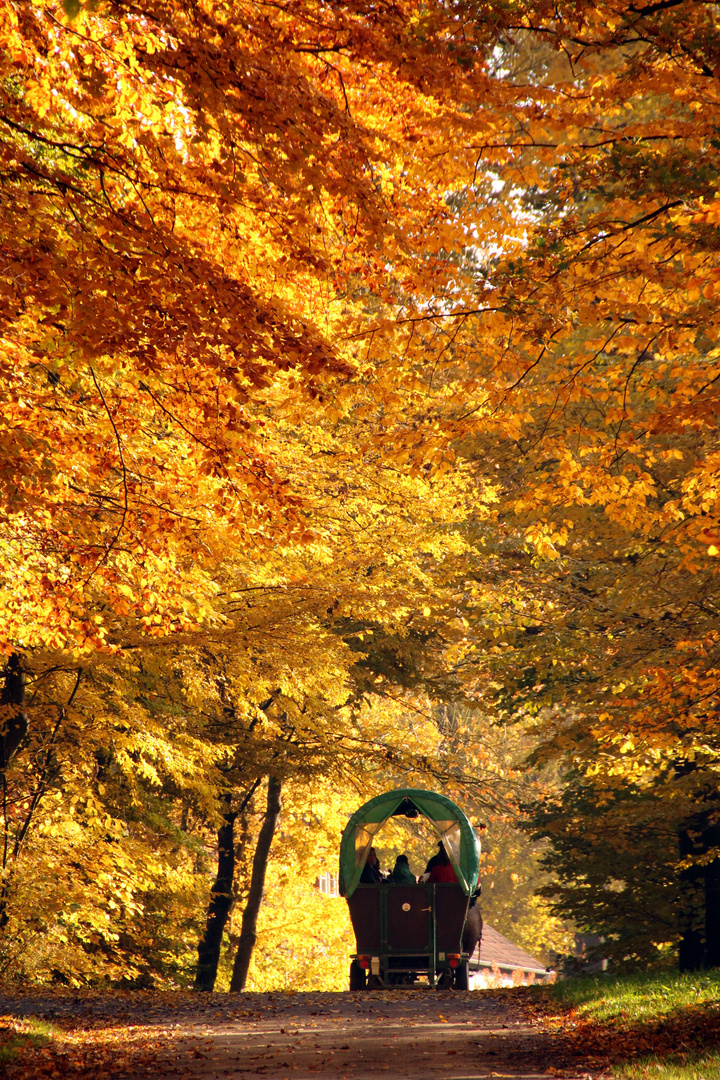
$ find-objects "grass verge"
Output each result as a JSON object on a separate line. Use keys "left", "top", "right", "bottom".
{"left": 543, "top": 971, "right": 720, "bottom": 1024}
{"left": 524, "top": 971, "right": 720, "bottom": 1080}
{"left": 616, "top": 1051, "right": 720, "bottom": 1080}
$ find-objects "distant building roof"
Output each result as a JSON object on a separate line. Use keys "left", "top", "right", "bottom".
{"left": 470, "top": 923, "right": 547, "bottom": 976}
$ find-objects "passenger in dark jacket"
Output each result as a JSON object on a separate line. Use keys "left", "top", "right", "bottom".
{"left": 424, "top": 841, "right": 445, "bottom": 875}
{"left": 389, "top": 854, "right": 416, "bottom": 884}
{"left": 360, "top": 846, "right": 382, "bottom": 884}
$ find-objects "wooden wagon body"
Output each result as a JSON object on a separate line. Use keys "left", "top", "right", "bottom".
{"left": 339, "top": 789, "right": 481, "bottom": 990}
{"left": 347, "top": 880, "right": 472, "bottom": 988}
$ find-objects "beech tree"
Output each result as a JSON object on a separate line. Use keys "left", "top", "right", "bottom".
{"left": 437, "top": 1, "right": 720, "bottom": 968}
{"left": 0, "top": 0, "right": 502, "bottom": 983}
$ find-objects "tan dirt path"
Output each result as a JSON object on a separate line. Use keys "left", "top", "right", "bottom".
{"left": 0, "top": 988, "right": 589, "bottom": 1079}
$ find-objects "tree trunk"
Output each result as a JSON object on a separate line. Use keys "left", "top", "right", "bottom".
{"left": 0, "top": 653, "right": 28, "bottom": 931}
{"left": 0, "top": 654, "right": 27, "bottom": 771}
{"left": 678, "top": 825, "right": 704, "bottom": 972}
{"left": 703, "top": 820, "right": 720, "bottom": 968}
{"left": 229, "top": 776, "right": 282, "bottom": 992}
{"left": 195, "top": 794, "right": 237, "bottom": 992}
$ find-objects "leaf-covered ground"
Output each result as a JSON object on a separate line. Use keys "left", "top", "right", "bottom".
{"left": 0, "top": 987, "right": 572, "bottom": 1079}
{"left": 1, "top": 976, "right": 718, "bottom": 1079}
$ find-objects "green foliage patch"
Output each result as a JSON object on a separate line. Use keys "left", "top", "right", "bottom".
{"left": 543, "top": 971, "right": 720, "bottom": 1025}
{"left": 616, "top": 1052, "right": 720, "bottom": 1080}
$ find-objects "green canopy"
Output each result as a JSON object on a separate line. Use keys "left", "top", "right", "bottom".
{"left": 339, "top": 788, "right": 481, "bottom": 898}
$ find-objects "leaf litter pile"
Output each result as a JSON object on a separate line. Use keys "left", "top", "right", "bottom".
{"left": 517, "top": 977, "right": 720, "bottom": 1075}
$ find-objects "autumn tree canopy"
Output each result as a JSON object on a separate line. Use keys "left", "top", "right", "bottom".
{"left": 448, "top": 0, "right": 720, "bottom": 969}
{"left": 2, "top": 0, "right": 720, "bottom": 984}
{"left": 0, "top": 0, "right": 507, "bottom": 985}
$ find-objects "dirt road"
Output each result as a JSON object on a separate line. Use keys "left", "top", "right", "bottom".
{"left": 0, "top": 988, "right": 582, "bottom": 1079}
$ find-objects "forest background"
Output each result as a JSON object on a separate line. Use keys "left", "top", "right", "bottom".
{"left": 1, "top": 0, "right": 719, "bottom": 991}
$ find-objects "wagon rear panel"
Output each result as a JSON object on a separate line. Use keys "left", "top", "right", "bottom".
{"left": 386, "top": 885, "right": 433, "bottom": 951}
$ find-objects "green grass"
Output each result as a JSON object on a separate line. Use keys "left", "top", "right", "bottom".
{"left": 541, "top": 970, "right": 720, "bottom": 1025}
{"left": 0, "top": 1016, "right": 56, "bottom": 1063}
{"left": 616, "top": 1051, "right": 720, "bottom": 1080}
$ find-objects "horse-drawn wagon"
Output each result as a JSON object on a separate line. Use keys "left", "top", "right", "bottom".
{"left": 339, "top": 788, "right": 482, "bottom": 990}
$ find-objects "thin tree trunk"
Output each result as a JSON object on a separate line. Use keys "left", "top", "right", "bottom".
{"left": 195, "top": 794, "right": 237, "bottom": 992}
{"left": 0, "top": 654, "right": 27, "bottom": 771}
{"left": 678, "top": 825, "right": 704, "bottom": 972}
{"left": 194, "top": 778, "right": 262, "bottom": 991}
{"left": 0, "top": 654, "right": 29, "bottom": 932}
{"left": 229, "top": 776, "right": 282, "bottom": 992}
{"left": 703, "top": 820, "right": 720, "bottom": 968}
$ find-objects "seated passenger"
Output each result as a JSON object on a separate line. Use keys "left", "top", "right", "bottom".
{"left": 359, "top": 846, "right": 382, "bottom": 884}
{"left": 423, "top": 840, "right": 445, "bottom": 876}
{"left": 427, "top": 845, "right": 457, "bottom": 884}
{"left": 389, "top": 854, "right": 416, "bottom": 885}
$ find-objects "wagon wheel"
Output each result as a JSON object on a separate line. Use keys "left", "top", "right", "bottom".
{"left": 454, "top": 959, "right": 470, "bottom": 990}
{"left": 349, "top": 960, "right": 367, "bottom": 991}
